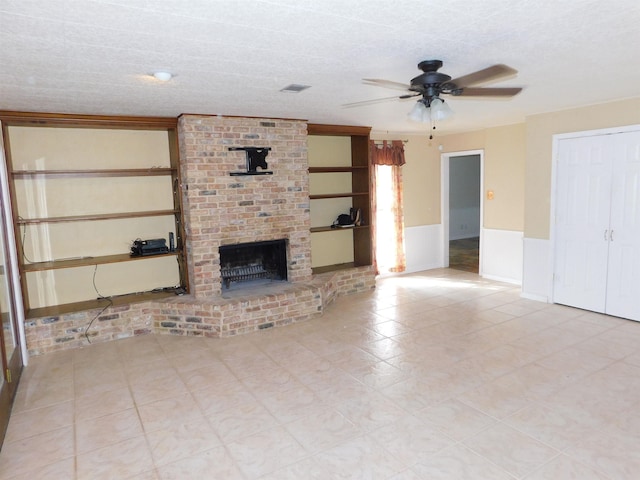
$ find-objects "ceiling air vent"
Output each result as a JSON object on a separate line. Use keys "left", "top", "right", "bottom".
{"left": 280, "top": 84, "right": 311, "bottom": 93}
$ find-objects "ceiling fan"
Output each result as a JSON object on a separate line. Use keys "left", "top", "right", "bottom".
{"left": 344, "top": 60, "right": 522, "bottom": 129}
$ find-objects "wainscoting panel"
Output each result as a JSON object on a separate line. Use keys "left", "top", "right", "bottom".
{"left": 480, "top": 228, "right": 523, "bottom": 285}
{"left": 404, "top": 224, "right": 444, "bottom": 273}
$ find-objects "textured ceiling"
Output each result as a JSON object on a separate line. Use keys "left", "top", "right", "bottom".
{"left": 1, "top": 0, "right": 639, "bottom": 134}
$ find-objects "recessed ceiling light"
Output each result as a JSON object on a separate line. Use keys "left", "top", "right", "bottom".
{"left": 280, "top": 84, "right": 311, "bottom": 93}
{"left": 153, "top": 71, "right": 172, "bottom": 82}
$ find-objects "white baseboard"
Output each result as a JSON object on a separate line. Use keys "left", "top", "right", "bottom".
{"left": 482, "top": 273, "right": 522, "bottom": 285}
{"left": 520, "top": 292, "right": 550, "bottom": 302}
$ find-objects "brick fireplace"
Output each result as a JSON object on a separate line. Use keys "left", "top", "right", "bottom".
{"left": 177, "top": 114, "right": 312, "bottom": 298}
{"left": 23, "top": 114, "right": 376, "bottom": 355}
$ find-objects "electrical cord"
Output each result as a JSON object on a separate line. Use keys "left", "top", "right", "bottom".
{"left": 18, "top": 217, "right": 34, "bottom": 264}
{"left": 84, "top": 264, "right": 112, "bottom": 344}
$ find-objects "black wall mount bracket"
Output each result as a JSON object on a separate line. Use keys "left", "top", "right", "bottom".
{"left": 229, "top": 147, "right": 273, "bottom": 176}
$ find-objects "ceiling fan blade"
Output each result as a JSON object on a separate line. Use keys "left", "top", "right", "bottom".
{"left": 342, "top": 93, "right": 418, "bottom": 108}
{"left": 362, "top": 78, "right": 412, "bottom": 91}
{"left": 457, "top": 87, "right": 522, "bottom": 97}
{"left": 449, "top": 64, "right": 518, "bottom": 88}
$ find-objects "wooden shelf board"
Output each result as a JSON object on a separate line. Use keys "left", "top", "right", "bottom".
{"left": 12, "top": 168, "right": 175, "bottom": 178}
{"left": 312, "top": 262, "right": 374, "bottom": 275}
{"left": 308, "top": 166, "right": 368, "bottom": 173}
{"left": 309, "top": 192, "right": 369, "bottom": 200}
{"left": 310, "top": 225, "right": 369, "bottom": 233}
{"left": 18, "top": 209, "right": 179, "bottom": 224}
{"left": 26, "top": 289, "right": 180, "bottom": 319}
{"left": 23, "top": 251, "right": 179, "bottom": 272}
{"left": 0, "top": 111, "right": 177, "bottom": 129}
{"left": 307, "top": 124, "right": 371, "bottom": 136}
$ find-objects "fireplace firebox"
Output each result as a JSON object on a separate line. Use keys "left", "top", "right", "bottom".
{"left": 219, "top": 239, "right": 288, "bottom": 289}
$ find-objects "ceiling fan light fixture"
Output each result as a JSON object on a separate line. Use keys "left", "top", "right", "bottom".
{"left": 429, "top": 97, "right": 454, "bottom": 121}
{"left": 408, "top": 100, "right": 430, "bottom": 123}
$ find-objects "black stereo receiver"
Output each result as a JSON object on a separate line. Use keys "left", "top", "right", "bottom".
{"left": 131, "top": 238, "right": 169, "bottom": 257}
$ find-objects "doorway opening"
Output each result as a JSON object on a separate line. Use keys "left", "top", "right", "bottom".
{"left": 441, "top": 151, "right": 483, "bottom": 274}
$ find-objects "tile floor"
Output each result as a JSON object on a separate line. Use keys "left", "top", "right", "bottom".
{"left": 1, "top": 269, "right": 640, "bottom": 479}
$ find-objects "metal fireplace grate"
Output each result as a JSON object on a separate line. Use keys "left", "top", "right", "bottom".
{"left": 220, "top": 263, "right": 277, "bottom": 289}
{"left": 219, "top": 239, "right": 287, "bottom": 290}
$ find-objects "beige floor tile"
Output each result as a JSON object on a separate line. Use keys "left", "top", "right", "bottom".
{"left": 191, "top": 378, "right": 257, "bottom": 416}
{"left": 0, "top": 426, "right": 74, "bottom": 479}
{"left": 416, "top": 398, "right": 497, "bottom": 442}
{"left": 146, "top": 417, "right": 222, "bottom": 467}
{"left": 137, "top": 392, "right": 205, "bottom": 433}
{"left": 504, "top": 402, "right": 604, "bottom": 451}
{"left": 129, "top": 370, "right": 189, "bottom": 405}
{"left": 76, "top": 435, "right": 154, "bottom": 480}
{"left": 564, "top": 426, "right": 640, "bottom": 479}
{"left": 523, "top": 454, "right": 613, "bottom": 479}
{"left": 463, "top": 423, "right": 560, "bottom": 478}
{"left": 283, "top": 406, "right": 361, "bottom": 453}
{"left": 411, "top": 444, "right": 516, "bottom": 480}
{"left": 313, "top": 434, "right": 405, "bottom": 479}
{"left": 257, "top": 457, "right": 328, "bottom": 480}
{"left": 75, "top": 385, "right": 135, "bottom": 421}
{"left": 3, "top": 270, "right": 640, "bottom": 478}
{"left": 226, "top": 425, "right": 309, "bottom": 478}
{"left": 368, "top": 414, "right": 455, "bottom": 466}
{"left": 156, "top": 446, "right": 245, "bottom": 479}
{"left": 4, "top": 400, "right": 73, "bottom": 443}
{"left": 337, "top": 390, "right": 408, "bottom": 431}
{"left": 0, "top": 457, "right": 76, "bottom": 480}
{"left": 76, "top": 408, "right": 144, "bottom": 454}
{"left": 387, "top": 469, "right": 425, "bottom": 480}
{"left": 207, "top": 397, "right": 279, "bottom": 443}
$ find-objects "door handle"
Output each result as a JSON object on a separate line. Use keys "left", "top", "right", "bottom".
{"left": 610, "top": 230, "right": 614, "bottom": 241}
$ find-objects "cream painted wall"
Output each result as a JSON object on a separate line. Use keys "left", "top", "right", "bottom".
{"left": 484, "top": 124, "right": 525, "bottom": 231}
{"left": 434, "top": 125, "right": 525, "bottom": 232}
{"left": 525, "top": 97, "right": 640, "bottom": 239}
{"left": 370, "top": 134, "right": 441, "bottom": 227}
{"left": 9, "top": 127, "right": 170, "bottom": 169}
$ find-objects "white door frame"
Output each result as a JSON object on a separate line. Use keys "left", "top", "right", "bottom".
{"left": 441, "top": 149, "right": 484, "bottom": 274}
{"left": 0, "top": 124, "right": 28, "bottom": 364}
{"left": 549, "top": 123, "right": 640, "bottom": 305}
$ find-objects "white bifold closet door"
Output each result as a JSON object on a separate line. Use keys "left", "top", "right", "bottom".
{"left": 554, "top": 130, "right": 640, "bottom": 322}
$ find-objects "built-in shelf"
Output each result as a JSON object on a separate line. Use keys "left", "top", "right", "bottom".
{"left": 22, "top": 251, "right": 180, "bottom": 272}
{"left": 26, "top": 289, "right": 180, "bottom": 319}
{"left": 17, "top": 210, "right": 179, "bottom": 225}
{"left": 312, "top": 262, "right": 359, "bottom": 275}
{"left": 309, "top": 192, "right": 369, "bottom": 200}
{"left": 310, "top": 225, "right": 369, "bottom": 233}
{"left": 1, "top": 111, "right": 189, "bottom": 316}
{"left": 12, "top": 168, "right": 175, "bottom": 178}
{"left": 308, "top": 166, "right": 368, "bottom": 173}
{"left": 307, "top": 123, "right": 372, "bottom": 273}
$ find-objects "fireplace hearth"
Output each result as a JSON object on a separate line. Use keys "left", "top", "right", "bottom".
{"left": 219, "top": 239, "right": 288, "bottom": 289}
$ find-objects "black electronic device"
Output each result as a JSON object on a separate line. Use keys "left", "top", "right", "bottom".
{"left": 169, "top": 232, "right": 175, "bottom": 252}
{"left": 130, "top": 238, "right": 169, "bottom": 257}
